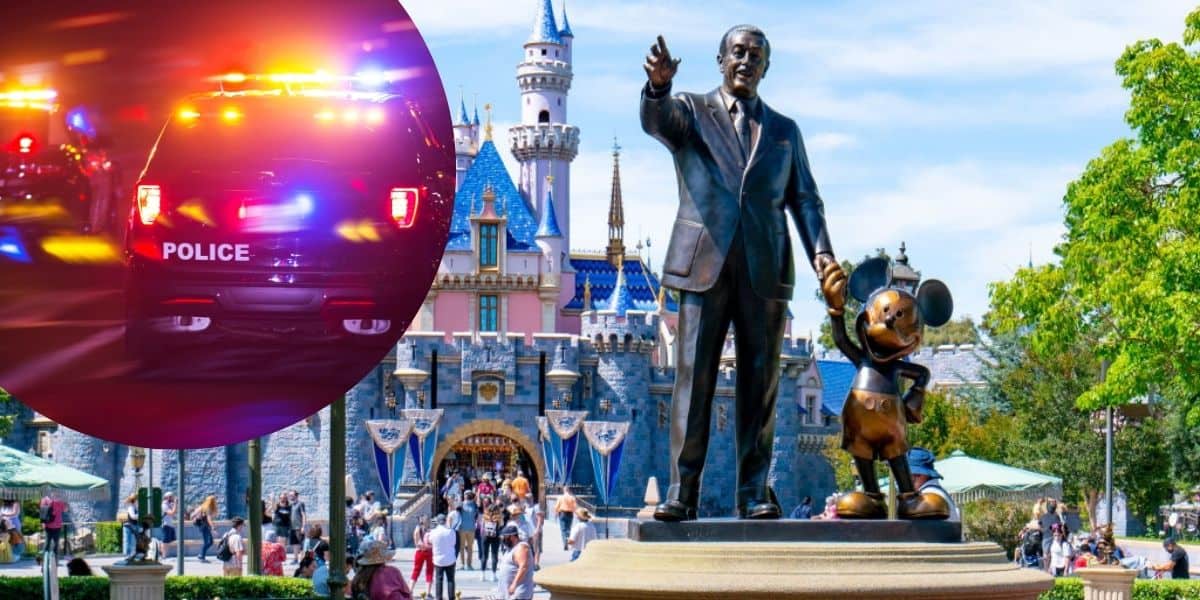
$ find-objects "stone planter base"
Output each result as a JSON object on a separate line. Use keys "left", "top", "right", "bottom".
{"left": 102, "top": 562, "right": 172, "bottom": 600}
{"left": 1078, "top": 566, "right": 1136, "bottom": 600}
{"left": 535, "top": 539, "right": 1053, "bottom": 599}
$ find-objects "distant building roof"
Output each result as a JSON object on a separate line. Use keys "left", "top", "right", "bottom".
{"left": 535, "top": 187, "right": 563, "bottom": 238}
{"left": 528, "top": 0, "right": 563, "bottom": 45}
{"left": 447, "top": 140, "right": 538, "bottom": 251}
{"left": 567, "top": 254, "right": 678, "bottom": 313}
{"left": 817, "top": 359, "right": 856, "bottom": 416}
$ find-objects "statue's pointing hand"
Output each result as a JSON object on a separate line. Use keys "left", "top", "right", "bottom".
{"left": 821, "top": 261, "right": 847, "bottom": 317}
{"left": 644, "top": 35, "right": 681, "bottom": 88}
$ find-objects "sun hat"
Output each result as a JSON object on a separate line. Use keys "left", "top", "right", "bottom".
{"left": 356, "top": 539, "right": 396, "bottom": 565}
{"left": 907, "top": 447, "right": 942, "bottom": 479}
{"left": 507, "top": 503, "right": 525, "bottom": 515}
{"left": 575, "top": 507, "right": 591, "bottom": 521}
{"left": 499, "top": 523, "right": 520, "bottom": 538}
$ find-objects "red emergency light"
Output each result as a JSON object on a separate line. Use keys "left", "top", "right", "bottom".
{"left": 390, "top": 187, "right": 418, "bottom": 228}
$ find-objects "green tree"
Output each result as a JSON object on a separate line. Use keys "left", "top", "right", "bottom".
{"left": 0, "top": 387, "right": 12, "bottom": 439}
{"left": 907, "top": 390, "right": 1015, "bottom": 464}
{"left": 922, "top": 316, "right": 980, "bottom": 348}
{"left": 986, "top": 9, "right": 1200, "bottom": 415}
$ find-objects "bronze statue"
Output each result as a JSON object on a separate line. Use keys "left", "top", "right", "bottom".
{"left": 642, "top": 26, "right": 837, "bottom": 521}
{"left": 820, "top": 257, "right": 953, "bottom": 519}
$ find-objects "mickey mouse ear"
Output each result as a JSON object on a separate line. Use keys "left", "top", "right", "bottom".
{"left": 916, "top": 279, "right": 953, "bottom": 327}
{"left": 848, "top": 257, "right": 891, "bottom": 303}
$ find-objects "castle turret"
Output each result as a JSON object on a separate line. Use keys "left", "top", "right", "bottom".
{"left": 535, "top": 176, "right": 564, "bottom": 331}
{"left": 454, "top": 92, "right": 480, "bottom": 192}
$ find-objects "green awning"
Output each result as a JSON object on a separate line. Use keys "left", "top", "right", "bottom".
{"left": 0, "top": 445, "right": 109, "bottom": 501}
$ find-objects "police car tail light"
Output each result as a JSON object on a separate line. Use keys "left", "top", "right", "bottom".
{"left": 137, "top": 185, "right": 162, "bottom": 225}
{"left": 390, "top": 188, "right": 418, "bottom": 228}
{"left": 17, "top": 135, "right": 34, "bottom": 153}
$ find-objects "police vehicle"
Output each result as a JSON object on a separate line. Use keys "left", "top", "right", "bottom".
{"left": 124, "top": 72, "right": 448, "bottom": 355}
{"left": 0, "top": 90, "right": 105, "bottom": 239}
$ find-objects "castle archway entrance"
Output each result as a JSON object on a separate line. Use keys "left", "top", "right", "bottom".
{"left": 431, "top": 419, "right": 545, "bottom": 514}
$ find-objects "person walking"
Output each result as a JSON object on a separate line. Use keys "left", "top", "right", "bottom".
{"left": 120, "top": 494, "right": 139, "bottom": 558}
{"left": 554, "top": 487, "right": 578, "bottom": 550}
{"left": 523, "top": 494, "right": 544, "bottom": 568}
{"left": 1048, "top": 528, "right": 1072, "bottom": 577}
{"left": 459, "top": 492, "right": 479, "bottom": 570}
{"left": 289, "top": 490, "right": 307, "bottom": 565}
{"left": 39, "top": 491, "right": 67, "bottom": 557}
{"left": 220, "top": 517, "right": 246, "bottom": 576}
{"left": 429, "top": 514, "right": 457, "bottom": 600}
{"left": 567, "top": 508, "right": 597, "bottom": 562}
{"left": 908, "top": 448, "right": 960, "bottom": 522}
{"left": 497, "top": 523, "right": 534, "bottom": 600}
{"left": 1153, "top": 537, "right": 1191, "bottom": 579}
{"left": 262, "top": 530, "right": 287, "bottom": 576}
{"left": 271, "top": 493, "right": 294, "bottom": 559}
{"left": 480, "top": 502, "right": 503, "bottom": 581}
{"left": 160, "top": 492, "right": 178, "bottom": 557}
{"left": 189, "top": 495, "right": 218, "bottom": 562}
{"left": 1039, "top": 500, "right": 1066, "bottom": 571}
{"left": 510, "top": 471, "right": 530, "bottom": 500}
{"left": 410, "top": 515, "right": 434, "bottom": 596}
{"left": 349, "top": 539, "right": 412, "bottom": 600}
{"left": 301, "top": 524, "right": 330, "bottom": 565}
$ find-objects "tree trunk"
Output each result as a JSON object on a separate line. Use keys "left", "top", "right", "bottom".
{"left": 1084, "top": 488, "right": 1101, "bottom": 531}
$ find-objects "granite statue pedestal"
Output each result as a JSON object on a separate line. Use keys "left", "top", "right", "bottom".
{"left": 535, "top": 520, "right": 1053, "bottom": 599}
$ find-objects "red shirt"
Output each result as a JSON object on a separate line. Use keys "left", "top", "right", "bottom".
{"left": 39, "top": 498, "right": 66, "bottom": 530}
{"left": 262, "top": 542, "right": 286, "bottom": 576}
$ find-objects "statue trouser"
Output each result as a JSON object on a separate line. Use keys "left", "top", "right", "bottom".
{"left": 658, "top": 231, "right": 787, "bottom": 520}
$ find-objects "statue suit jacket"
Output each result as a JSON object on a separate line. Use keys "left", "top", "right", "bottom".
{"left": 641, "top": 84, "right": 832, "bottom": 301}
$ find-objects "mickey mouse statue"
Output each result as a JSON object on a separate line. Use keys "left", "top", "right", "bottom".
{"left": 820, "top": 257, "right": 953, "bottom": 520}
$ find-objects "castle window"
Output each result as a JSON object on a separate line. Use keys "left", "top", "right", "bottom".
{"left": 479, "top": 223, "right": 499, "bottom": 269}
{"left": 538, "top": 110, "right": 550, "bottom": 123}
{"left": 557, "top": 98, "right": 561, "bottom": 106}
{"left": 555, "top": 50, "right": 559, "bottom": 57}
{"left": 541, "top": 48, "right": 547, "bottom": 56}
{"left": 479, "top": 294, "right": 498, "bottom": 332}
{"left": 806, "top": 395, "right": 820, "bottom": 425}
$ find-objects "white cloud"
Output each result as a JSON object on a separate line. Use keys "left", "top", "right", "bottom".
{"left": 806, "top": 132, "right": 858, "bottom": 152}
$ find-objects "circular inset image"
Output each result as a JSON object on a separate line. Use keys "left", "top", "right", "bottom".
{"left": 0, "top": 1, "right": 454, "bottom": 447}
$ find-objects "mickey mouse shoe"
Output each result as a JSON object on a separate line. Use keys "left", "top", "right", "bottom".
{"left": 835, "top": 491, "right": 887, "bottom": 519}
{"left": 898, "top": 491, "right": 950, "bottom": 520}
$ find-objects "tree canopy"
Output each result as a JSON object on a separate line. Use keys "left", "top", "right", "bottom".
{"left": 986, "top": 9, "right": 1200, "bottom": 419}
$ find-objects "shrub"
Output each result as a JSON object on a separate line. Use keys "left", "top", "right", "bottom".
{"left": 91, "top": 521, "right": 122, "bottom": 554}
{"left": 1039, "top": 578, "right": 1200, "bottom": 600}
{"left": 0, "top": 575, "right": 316, "bottom": 600}
{"left": 21, "top": 499, "right": 41, "bottom": 535}
{"left": 962, "top": 498, "right": 1029, "bottom": 559}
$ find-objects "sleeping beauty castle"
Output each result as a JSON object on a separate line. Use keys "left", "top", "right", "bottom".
{"left": 6, "top": 0, "right": 986, "bottom": 525}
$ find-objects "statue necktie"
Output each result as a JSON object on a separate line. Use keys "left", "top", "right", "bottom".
{"left": 733, "top": 99, "right": 751, "bottom": 158}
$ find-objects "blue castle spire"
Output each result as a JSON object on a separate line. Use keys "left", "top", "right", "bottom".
{"left": 528, "top": 0, "right": 563, "bottom": 44}
{"left": 559, "top": 0, "right": 574, "bottom": 37}
{"left": 536, "top": 185, "right": 563, "bottom": 238}
{"left": 458, "top": 95, "right": 470, "bottom": 126}
{"left": 607, "top": 257, "right": 634, "bottom": 316}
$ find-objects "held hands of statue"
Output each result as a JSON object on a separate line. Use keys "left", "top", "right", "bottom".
{"left": 644, "top": 35, "right": 681, "bottom": 88}
{"left": 821, "top": 261, "right": 847, "bottom": 317}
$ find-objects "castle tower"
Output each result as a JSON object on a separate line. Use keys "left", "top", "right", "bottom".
{"left": 510, "top": 0, "right": 580, "bottom": 262}
{"left": 453, "top": 92, "right": 480, "bottom": 192}
{"left": 606, "top": 139, "right": 626, "bottom": 267}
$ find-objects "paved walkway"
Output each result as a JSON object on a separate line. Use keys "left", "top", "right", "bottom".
{"left": 0, "top": 518, "right": 625, "bottom": 600}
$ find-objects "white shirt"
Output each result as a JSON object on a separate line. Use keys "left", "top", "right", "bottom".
{"left": 161, "top": 500, "right": 175, "bottom": 527}
{"left": 1050, "top": 540, "right": 1072, "bottom": 569}
{"left": 568, "top": 520, "right": 596, "bottom": 552}
{"left": 429, "top": 525, "right": 457, "bottom": 567}
{"left": 223, "top": 530, "right": 245, "bottom": 569}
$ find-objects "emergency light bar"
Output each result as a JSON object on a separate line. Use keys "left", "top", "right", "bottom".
{"left": 0, "top": 89, "right": 58, "bottom": 110}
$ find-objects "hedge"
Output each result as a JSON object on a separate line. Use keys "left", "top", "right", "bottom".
{"left": 1039, "top": 577, "right": 1200, "bottom": 600}
{"left": 92, "top": 521, "right": 123, "bottom": 554}
{"left": 0, "top": 575, "right": 316, "bottom": 600}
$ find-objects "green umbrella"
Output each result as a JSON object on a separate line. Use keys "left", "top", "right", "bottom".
{"left": 0, "top": 445, "right": 108, "bottom": 501}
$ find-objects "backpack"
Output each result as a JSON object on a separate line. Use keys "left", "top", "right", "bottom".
{"left": 39, "top": 503, "right": 55, "bottom": 524}
{"left": 1022, "top": 529, "right": 1043, "bottom": 555}
{"left": 215, "top": 532, "right": 234, "bottom": 562}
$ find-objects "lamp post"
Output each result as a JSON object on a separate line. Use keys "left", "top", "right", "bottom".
{"left": 131, "top": 447, "right": 147, "bottom": 491}
{"left": 1101, "top": 359, "right": 1113, "bottom": 529}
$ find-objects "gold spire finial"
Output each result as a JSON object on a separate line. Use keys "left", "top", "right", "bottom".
{"left": 484, "top": 103, "right": 494, "bottom": 140}
{"left": 546, "top": 174, "right": 554, "bottom": 184}
{"left": 657, "top": 283, "right": 666, "bottom": 310}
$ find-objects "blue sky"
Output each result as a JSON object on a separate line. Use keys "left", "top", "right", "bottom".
{"left": 403, "top": 0, "right": 1195, "bottom": 346}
